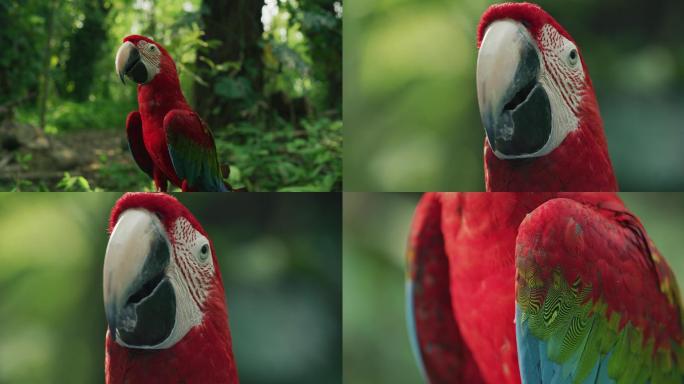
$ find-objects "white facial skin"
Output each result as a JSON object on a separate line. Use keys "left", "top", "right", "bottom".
{"left": 104, "top": 209, "right": 216, "bottom": 349}
{"left": 135, "top": 40, "right": 162, "bottom": 81}
{"left": 114, "top": 40, "right": 162, "bottom": 84}
{"left": 477, "top": 20, "right": 587, "bottom": 159}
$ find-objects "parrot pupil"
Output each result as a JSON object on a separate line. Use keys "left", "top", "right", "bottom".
{"left": 201, "top": 244, "right": 208, "bottom": 255}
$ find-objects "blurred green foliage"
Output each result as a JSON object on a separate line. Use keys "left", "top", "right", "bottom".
{"left": 344, "top": 0, "right": 684, "bottom": 191}
{"left": 0, "top": 193, "right": 341, "bottom": 383}
{"left": 343, "top": 192, "right": 684, "bottom": 383}
{"left": 0, "top": 0, "right": 341, "bottom": 191}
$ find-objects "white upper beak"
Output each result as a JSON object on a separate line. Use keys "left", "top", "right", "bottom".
{"left": 476, "top": 20, "right": 533, "bottom": 124}
{"left": 103, "top": 209, "right": 160, "bottom": 311}
{"left": 115, "top": 41, "right": 136, "bottom": 84}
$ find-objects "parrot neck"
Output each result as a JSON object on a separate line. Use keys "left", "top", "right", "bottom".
{"left": 137, "top": 67, "right": 191, "bottom": 119}
{"left": 485, "top": 98, "right": 618, "bottom": 192}
{"left": 105, "top": 284, "right": 238, "bottom": 383}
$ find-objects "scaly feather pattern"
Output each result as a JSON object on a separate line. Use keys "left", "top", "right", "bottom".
{"left": 407, "top": 193, "right": 683, "bottom": 383}
{"left": 515, "top": 198, "right": 684, "bottom": 383}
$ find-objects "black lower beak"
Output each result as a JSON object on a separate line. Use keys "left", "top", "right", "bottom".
{"left": 484, "top": 39, "right": 552, "bottom": 157}
{"left": 116, "top": 278, "right": 175, "bottom": 347}
{"left": 121, "top": 48, "right": 148, "bottom": 85}
{"left": 107, "top": 229, "right": 176, "bottom": 348}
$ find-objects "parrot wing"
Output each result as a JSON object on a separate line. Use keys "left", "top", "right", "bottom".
{"left": 164, "top": 109, "right": 228, "bottom": 192}
{"left": 406, "top": 193, "right": 484, "bottom": 383}
{"left": 125, "top": 111, "right": 154, "bottom": 178}
{"left": 515, "top": 197, "right": 684, "bottom": 384}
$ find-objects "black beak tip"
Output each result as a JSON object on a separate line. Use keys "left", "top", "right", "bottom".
{"left": 109, "top": 324, "right": 117, "bottom": 341}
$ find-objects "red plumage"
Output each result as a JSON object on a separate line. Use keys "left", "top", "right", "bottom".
{"left": 105, "top": 193, "right": 238, "bottom": 384}
{"left": 516, "top": 198, "right": 683, "bottom": 349}
{"left": 409, "top": 4, "right": 680, "bottom": 383}
{"left": 409, "top": 192, "right": 683, "bottom": 382}
{"left": 124, "top": 36, "right": 187, "bottom": 190}
{"left": 120, "top": 36, "right": 224, "bottom": 192}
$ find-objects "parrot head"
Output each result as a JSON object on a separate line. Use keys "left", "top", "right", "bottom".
{"left": 115, "top": 35, "right": 175, "bottom": 85}
{"left": 103, "top": 193, "right": 226, "bottom": 350}
{"left": 476, "top": 2, "right": 596, "bottom": 159}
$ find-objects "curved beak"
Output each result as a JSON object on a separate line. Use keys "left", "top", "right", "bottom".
{"left": 103, "top": 209, "right": 176, "bottom": 348}
{"left": 476, "top": 20, "right": 552, "bottom": 158}
{"left": 115, "top": 42, "right": 149, "bottom": 85}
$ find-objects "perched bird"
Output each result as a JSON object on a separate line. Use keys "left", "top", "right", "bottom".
{"left": 115, "top": 35, "right": 229, "bottom": 192}
{"left": 476, "top": 3, "right": 616, "bottom": 191}
{"left": 103, "top": 193, "right": 238, "bottom": 383}
{"left": 407, "top": 193, "right": 684, "bottom": 383}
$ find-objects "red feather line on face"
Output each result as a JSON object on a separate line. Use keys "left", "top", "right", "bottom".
{"left": 109, "top": 192, "right": 223, "bottom": 281}
{"left": 105, "top": 192, "right": 238, "bottom": 383}
{"left": 478, "top": 3, "right": 616, "bottom": 192}
{"left": 476, "top": 2, "right": 593, "bottom": 93}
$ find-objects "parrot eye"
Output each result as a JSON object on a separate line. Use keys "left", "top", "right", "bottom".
{"left": 149, "top": 45, "right": 156, "bottom": 51}
{"left": 568, "top": 49, "right": 578, "bottom": 66}
{"left": 199, "top": 243, "right": 210, "bottom": 262}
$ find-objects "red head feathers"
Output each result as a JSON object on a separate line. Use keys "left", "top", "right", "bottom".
{"left": 475, "top": 2, "right": 617, "bottom": 191}
{"left": 104, "top": 193, "right": 238, "bottom": 383}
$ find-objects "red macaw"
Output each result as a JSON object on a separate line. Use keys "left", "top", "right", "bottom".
{"left": 407, "top": 192, "right": 684, "bottom": 383}
{"left": 475, "top": 3, "right": 617, "bottom": 191}
{"left": 406, "top": 3, "right": 683, "bottom": 383}
{"left": 103, "top": 193, "right": 238, "bottom": 383}
{"left": 115, "top": 36, "right": 229, "bottom": 192}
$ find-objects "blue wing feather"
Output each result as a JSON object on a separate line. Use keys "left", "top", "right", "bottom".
{"left": 516, "top": 305, "right": 618, "bottom": 384}
{"left": 406, "top": 279, "right": 427, "bottom": 381}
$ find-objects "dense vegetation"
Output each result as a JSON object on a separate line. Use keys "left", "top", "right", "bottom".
{"left": 0, "top": 0, "right": 342, "bottom": 191}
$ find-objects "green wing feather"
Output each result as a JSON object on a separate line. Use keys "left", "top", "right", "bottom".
{"left": 164, "top": 109, "right": 228, "bottom": 192}
{"left": 515, "top": 198, "right": 684, "bottom": 384}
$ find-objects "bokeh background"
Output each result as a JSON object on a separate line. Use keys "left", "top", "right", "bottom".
{"left": 0, "top": 192, "right": 341, "bottom": 384}
{"left": 0, "top": 0, "right": 341, "bottom": 191}
{"left": 343, "top": 192, "right": 684, "bottom": 383}
{"left": 344, "top": 0, "right": 684, "bottom": 191}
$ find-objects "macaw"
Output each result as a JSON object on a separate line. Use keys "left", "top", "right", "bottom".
{"left": 407, "top": 192, "right": 684, "bottom": 383}
{"left": 115, "top": 35, "right": 230, "bottom": 192}
{"left": 476, "top": 3, "right": 617, "bottom": 191}
{"left": 103, "top": 192, "right": 238, "bottom": 383}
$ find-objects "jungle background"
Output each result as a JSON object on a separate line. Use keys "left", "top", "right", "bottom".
{"left": 0, "top": 0, "right": 342, "bottom": 191}
{"left": 345, "top": 0, "right": 684, "bottom": 191}
{"left": 344, "top": 193, "right": 684, "bottom": 383}
{"left": 0, "top": 192, "right": 342, "bottom": 383}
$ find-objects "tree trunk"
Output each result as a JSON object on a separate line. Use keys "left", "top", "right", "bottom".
{"left": 194, "top": 0, "right": 264, "bottom": 129}
{"left": 294, "top": 0, "right": 341, "bottom": 116}
{"left": 60, "top": 0, "right": 110, "bottom": 101}
{"left": 38, "top": 0, "right": 57, "bottom": 131}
